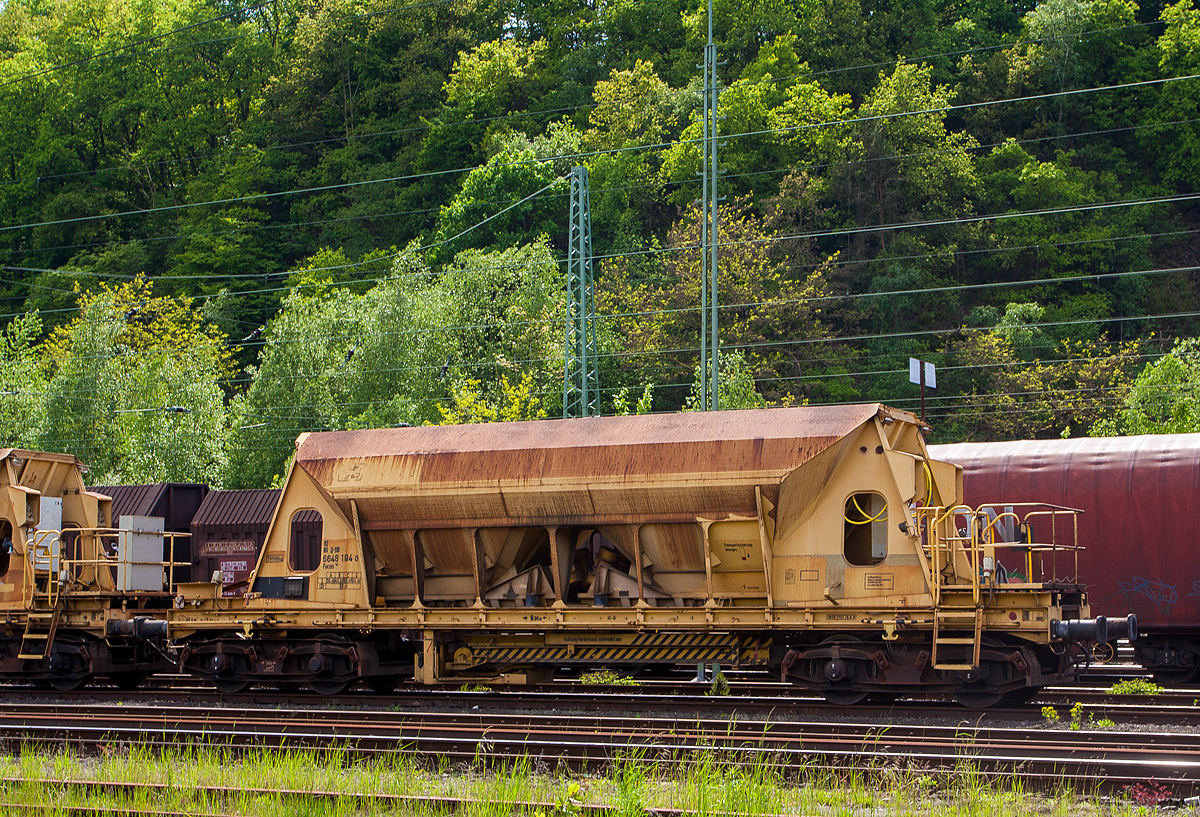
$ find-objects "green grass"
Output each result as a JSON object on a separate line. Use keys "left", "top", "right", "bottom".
{"left": 578, "top": 668, "right": 639, "bottom": 686}
{"left": 1107, "top": 678, "right": 1163, "bottom": 695}
{"left": 0, "top": 743, "right": 1172, "bottom": 816}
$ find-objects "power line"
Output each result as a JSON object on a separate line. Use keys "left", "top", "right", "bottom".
{"left": 213, "top": 306, "right": 1193, "bottom": 394}
{"left": 8, "top": 108, "right": 1196, "bottom": 293}
{"left": 10, "top": 257, "right": 1200, "bottom": 368}
{"left": 0, "top": 102, "right": 592, "bottom": 191}
{"left": 6, "top": 73, "right": 1195, "bottom": 239}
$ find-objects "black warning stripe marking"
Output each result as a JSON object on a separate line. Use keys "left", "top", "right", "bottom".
{"left": 473, "top": 637, "right": 773, "bottom": 667}
{"left": 476, "top": 647, "right": 747, "bottom": 664}
{"left": 640, "top": 633, "right": 736, "bottom": 647}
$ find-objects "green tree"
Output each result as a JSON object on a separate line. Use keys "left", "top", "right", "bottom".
{"left": 37, "top": 279, "right": 232, "bottom": 484}
{"left": 598, "top": 201, "right": 834, "bottom": 408}
{"left": 226, "top": 240, "right": 563, "bottom": 486}
{"left": 660, "top": 36, "right": 850, "bottom": 209}
{"left": 682, "top": 350, "right": 775, "bottom": 411}
{"left": 1144, "top": 0, "right": 1200, "bottom": 191}
{"left": 431, "top": 148, "right": 567, "bottom": 262}
{"left": 836, "top": 62, "right": 979, "bottom": 255}
{"left": 946, "top": 301, "right": 1142, "bottom": 440}
{"left": 585, "top": 60, "right": 692, "bottom": 245}
{"left": 437, "top": 372, "right": 548, "bottom": 423}
{"left": 0, "top": 312, "right": 48, "bottom": 448}
{"left": 1091, "top": 338, "right": 1200, "bottom": 435}
{"left": 612, "top": 383, "right": 654, "bottom": 415}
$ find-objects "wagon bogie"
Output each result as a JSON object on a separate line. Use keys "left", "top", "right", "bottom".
{"left": 780, "top": 631, "right": 1056, "bottom": 706}
{"left": 176, "top": 631, "right": 416, "bottom": 693}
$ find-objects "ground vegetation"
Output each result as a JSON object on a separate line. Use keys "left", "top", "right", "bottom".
{"left": 2, "top": 0, "right": 1199, "bottom": 482}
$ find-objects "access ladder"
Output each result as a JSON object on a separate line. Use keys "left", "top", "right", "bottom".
{"left": 931, "top": 606, "right": 983, "bottom": 670}
{"left": 916, "top": 505, "right": 984, "bottom": 670}
{"left": 20, "top": 529, "right": 63, "bottom": 661}
{"left": 17, "top": 610, "right": 59, "bottom": 660}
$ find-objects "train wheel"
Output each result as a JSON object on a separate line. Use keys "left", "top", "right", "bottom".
{"left": 309, "top": 679, "right": 350, "bottom": 696}
{"left": 307, "top": 634, "right": 354, "bottom": 695}
{"left": 819, "top": 635, "right": 868, "bottom": 705}
{"left": 109, "top": 672, "right": 148, "bottom": 691}
{"left": 953, "top": 690, "right": 1005, "bottom": 708}
{"left": 823, "top": 689, "right": 869, "bottom": 705}
{"left": 48, "top": 675, "right": 88, "bottom": 692}
{"left": 1151, "top": 666, "right": 1199, "bottom": 685}
{"left": 213, "top": 678, "right": 250, "bottom": 694}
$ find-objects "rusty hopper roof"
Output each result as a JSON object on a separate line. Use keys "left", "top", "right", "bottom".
{"left": 90, "top": 483, "right": 209, "bottom": 532}
{"left": 0, "top": 449, "right": 82, "bottom": 466}
{"left": 296, "top": 404, "right": 893, "bottom": 528}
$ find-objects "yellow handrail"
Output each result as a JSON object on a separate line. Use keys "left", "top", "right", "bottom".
{"left": 20, "top": 526, "right": 190, "bottom": 604}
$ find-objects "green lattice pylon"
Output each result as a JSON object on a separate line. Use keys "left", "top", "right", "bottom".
{"left": 563, "top": 165, "right": 599, "bottom": 418}
{"left": 698, "top": 0, "right": 721, "bottom": 411}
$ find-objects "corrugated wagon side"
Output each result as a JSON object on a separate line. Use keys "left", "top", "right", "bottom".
{"left": 188, "top": 488, "right": 282, "bottom": 597}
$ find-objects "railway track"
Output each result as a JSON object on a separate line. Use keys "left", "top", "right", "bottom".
{"left": 0, "top": 674, "right": 1195, "bottom": 724}
{"left": 0, "top": 699, "right": 1195, "bottom": 794}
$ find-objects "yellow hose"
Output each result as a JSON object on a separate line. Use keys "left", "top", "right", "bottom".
{"left": 844, "top": 494, "right": 887, "bottom": 525}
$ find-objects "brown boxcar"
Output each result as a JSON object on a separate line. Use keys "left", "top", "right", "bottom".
{"left": 931, "top": 435, "right": 1199, "bottom": 682}
{"left": 188, "top": 489, "right": 280, "bottom": 597}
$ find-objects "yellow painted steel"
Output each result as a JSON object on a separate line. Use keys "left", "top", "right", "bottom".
{"left": 0, "top": 407, "right": 1090, "bottom": 687}
{"left": 162, "top": 405, "right": 1087, "bottom": 680}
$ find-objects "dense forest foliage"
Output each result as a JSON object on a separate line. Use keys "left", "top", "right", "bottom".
{"left": 2, "top": 0, "right": 1200, "bottom": 486}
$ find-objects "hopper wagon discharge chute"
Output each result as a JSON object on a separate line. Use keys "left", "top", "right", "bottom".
{"left": 169, "top": 404, "right": 1130, "bottom": 706}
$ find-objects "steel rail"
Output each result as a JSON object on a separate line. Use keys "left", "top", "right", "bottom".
{"left": 0, "top": 682, "right": 1194, "bottom": 724}
{"left": 5, "top": 776, "right": 1192, "bottom": 817}
{"left": 0, "top": 779, "right": 606, "bottom": 816}
{"left": 0, "top": 702, "right": 1196, "bottom": 793}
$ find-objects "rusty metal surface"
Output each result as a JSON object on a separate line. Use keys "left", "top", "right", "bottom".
{"left": 299, "top": 405, "right": 884, "bottom": 479}
{"left": 91, "top": 483, "right": 208, "bottom": 582}
{"left": 932, "top": 435, "right": 1200, "bottom": 633}
{"left": 190, "top": 489, "right": 281, "bottom": 593}
{"left": 296, "top": 405, "right": 890, "bottom": 526}
{"left": 0, "top": 449, "right": 79, "bottom": 466}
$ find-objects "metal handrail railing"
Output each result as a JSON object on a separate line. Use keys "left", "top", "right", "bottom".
{"left": 914, "top": 504, "right": 979, "bottom": 605}
{"left": 21, "top": 526, "right": 190, "bottom": 608}
{"left": 914, "top": 502, "right": 1082, "bottom": 599}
